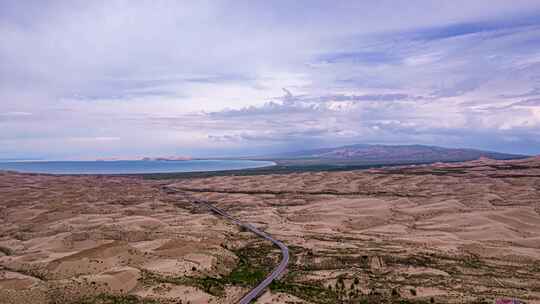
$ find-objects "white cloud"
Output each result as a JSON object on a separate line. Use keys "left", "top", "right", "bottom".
{"left": 2, "top": 1, "right": 540, "bottom": 158}
{"left": 0, "top": 112, "right": 32, "bottom": 116}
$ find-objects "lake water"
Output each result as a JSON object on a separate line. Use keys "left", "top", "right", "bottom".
{"left": 0, "top": 159, "right": 275, "bottom": 175}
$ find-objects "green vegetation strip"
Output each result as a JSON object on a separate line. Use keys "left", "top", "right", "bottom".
{"left": 139, "top": 243, "right": 277, "bottom": 297}
{"left": 135, "top": 236, "right": 527, "bottom": 303}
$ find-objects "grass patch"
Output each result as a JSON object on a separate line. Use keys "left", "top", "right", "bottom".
{"left": 270, "top": 281, "right": 340, "bottom": 303}
{"left": 385, "top": 254, "right": 434, "bottom": 268}
{"left": 461, "top": 255, "right": 484, "bottom": 269}
{"left": 139, "top": 270, "right": 226, "bottom": 297}
{"left": 226, "top": 256, "right": 267, "bottom": 286}
{"left": 139, "top": 242, "right": 277, "bottom": 297}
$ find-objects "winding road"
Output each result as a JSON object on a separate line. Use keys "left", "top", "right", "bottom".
{"left": 163, "top": 186, "right": 289, "bottom": 304}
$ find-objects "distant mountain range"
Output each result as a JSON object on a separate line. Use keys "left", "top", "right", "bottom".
{"left": 261, "top": 144, "right": 527, "bottom": 166}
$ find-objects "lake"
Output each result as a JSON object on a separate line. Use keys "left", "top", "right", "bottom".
{"left": 0, "top": 159, "right": 275, "bottom": 175}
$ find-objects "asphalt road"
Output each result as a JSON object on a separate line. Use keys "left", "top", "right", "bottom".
{"left": 202, "top": 203, "right": 289, "bottom": 304}
{"left": 162, "top": 186, "right": 289, "bottom": 304}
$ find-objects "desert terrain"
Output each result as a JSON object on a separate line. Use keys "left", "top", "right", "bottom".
{"left": 1, "top": 157, "right": 540, "bottom": 303}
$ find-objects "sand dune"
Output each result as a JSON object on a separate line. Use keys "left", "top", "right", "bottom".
{"left": 1, "top": 157, "right": 540, "bottom": 303}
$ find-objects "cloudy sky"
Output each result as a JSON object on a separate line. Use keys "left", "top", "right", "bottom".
{"left": 2, "top": 1, "right": 540, "bottom": 160}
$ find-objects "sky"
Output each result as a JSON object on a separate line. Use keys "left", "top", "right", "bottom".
{"left": 2, "top": 0, "right": 540, "bottom": 160}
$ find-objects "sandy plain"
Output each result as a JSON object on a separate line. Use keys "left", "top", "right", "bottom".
{"left": 1, "top": 157, "right": 539, "bottom": 303}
